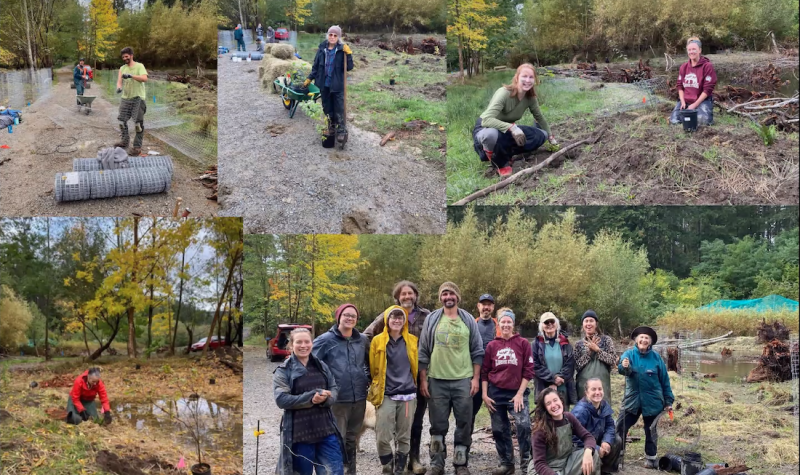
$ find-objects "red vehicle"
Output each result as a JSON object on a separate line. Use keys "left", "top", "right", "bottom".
{"left": 190, "top": 335, "right": 226, "bottom": 352}
{"left": 267, "top": 323, "right": 312, "bottom": 362}
{"left": 275, "top": 28, "right": 290, "bottom": 41}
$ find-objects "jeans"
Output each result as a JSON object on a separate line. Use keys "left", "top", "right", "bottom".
{"left": 75, "top": 80, "right": 84, "bottom": 97}
{"left": 669, "top": 98, "right": 714, "bottom": 126}
{"left": 475, "top": 124, "right": 548, "bottom": 168}
{"left": 428, "top": 378, "right": 473, "bottom": 468}
{"left": 292, "top": 433, "right": 345, "bottom": 475}
{"left": 489, "top": 388, "right": 532, "bottom": 467}
{"left": 237, "top": 39, "right": 246, "bottom": 51}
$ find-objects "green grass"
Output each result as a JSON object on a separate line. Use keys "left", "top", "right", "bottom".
{"left": 446, "top": 72, "right": 654, "bottom": 203}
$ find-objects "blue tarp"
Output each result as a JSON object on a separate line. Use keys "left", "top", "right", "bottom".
{"left": 700, "top": 294, "right": 799, "bottom": 312}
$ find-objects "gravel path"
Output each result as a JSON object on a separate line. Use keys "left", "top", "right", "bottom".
{"left": 217, "top": 52, "right": 446, "bottom": 234}
{"left": 0, "top": 67, "right": 217, "bottom": 217}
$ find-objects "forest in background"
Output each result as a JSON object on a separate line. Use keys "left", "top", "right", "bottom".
{"left": 448, "top": 0, "right": 800, "bottom": 73}
{"left": 0, "top": 218, "right": 243, "bottom": 360}
{"left": 0, "top": 0, "right": 219, "bottom": 70}
{"left": 218, "top": 0, "right": 446, "bottom": 35}
{"left": 243, "top": 206, "right": 799, "bottom": 339}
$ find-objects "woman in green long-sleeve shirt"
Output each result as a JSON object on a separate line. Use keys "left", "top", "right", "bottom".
{"left": 472, "top": 63, "right": 559, "bottom": 177}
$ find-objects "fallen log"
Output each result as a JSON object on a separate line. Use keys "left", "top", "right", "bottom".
{"left": 380, "top": 131, "right": 396, "bottom": 146}
{"left": 716, "top": 465, "right": 750, "bottom": 475}
{"left": 655, "top": 331, "right": 733, "bottom": 349}
{"left": 452, "top": 127, "right": 606, "bottom": 206}
{"left": 219, "top": 358, "right": 243, "bottom": 373}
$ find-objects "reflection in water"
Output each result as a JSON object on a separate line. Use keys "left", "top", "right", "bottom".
{"left": 115, "top": 397, "right": 243, "bottom": 451}
{"left": 669, "top": 350, "right": 758, "bottom": 383}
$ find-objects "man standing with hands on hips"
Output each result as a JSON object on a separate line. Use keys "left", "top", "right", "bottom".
{"left": 115, "top": 47, "right": 148, "bottom": 156}
{"left": 418, "top": 282, "right": 485, "bottom": 475}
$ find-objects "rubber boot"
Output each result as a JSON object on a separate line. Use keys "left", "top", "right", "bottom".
{"left": 380, "top": 453, "right": 394, "bottom": 474}
{"left": 644, "top": 456, "right": 658, "bottom": 469}
{"left": 491, "top": 465, "right": 514, "bottom": 475}
{"left": 409, "top": 447, "right": 426, "bottom": 474}
{"left": 395, "top": 453, "right": 408, "bottom": 475}
{"left": 325, "top": 115, "right": 335, "bottom": 137}
{"left": 424, "top": 467, "right": 444, "bottom": 475}
{"left": 346, "top": 447, "right": 357, "bottom": 475}
{"left": 453, "top": 445, "right": 469, "bottom": 475}
{"left": 336, "top": 114, "right": 348, "bottom": 143}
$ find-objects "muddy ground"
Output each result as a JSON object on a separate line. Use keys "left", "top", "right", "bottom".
{"left": 0, "top": 67, "right": 217, "bottom": 217}
{"left": 0, "top": 355, "right": 242, "bottom": 475}
{"left": 217, "top": 41, "right": 446, "bottom": 234}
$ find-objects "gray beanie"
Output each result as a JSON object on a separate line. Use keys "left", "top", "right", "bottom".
{"left": 328, "top": 25, "right": 342, "bottom": 38}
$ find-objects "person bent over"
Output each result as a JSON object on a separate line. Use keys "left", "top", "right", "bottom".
{"left": 473, "top": 63, "right": 559, "bottom": 177}
{"left": 114, "top": 47, "right": 148, "bottom": 156}
{"left": 66, "top": 367, "right": 112, "bottom": 425}
{"left": 304, "top": 25, "right": 354, "bottom": 144}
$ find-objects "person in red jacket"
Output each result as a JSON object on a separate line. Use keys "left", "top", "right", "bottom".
{"left": 480, "top": 308, "right": 535, "bottom": 475}
{"left": 66, "top": 367, "right": 112, "bottom": 425}
{"left": 670, "top": 36, "right": 717, "bottom": 126}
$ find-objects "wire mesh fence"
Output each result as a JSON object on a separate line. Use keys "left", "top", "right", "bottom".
{"left": 93, "top": 70, "right": 216, "bottom": 165}
{"left": 219, "top": 29, "right": 255, "bottom": 50}
{"left": 538, "top": 76, "right": 667, "bottom": 118}
{"left": 0, "top": 68, "right": 53, "bottom": 109}
{"left": 791, "top": 335, "right": 799, "bottom": 446}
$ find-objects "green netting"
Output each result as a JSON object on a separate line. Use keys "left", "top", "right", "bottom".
{"left": 699, "top": 294, "right": 799, "bottom": 312}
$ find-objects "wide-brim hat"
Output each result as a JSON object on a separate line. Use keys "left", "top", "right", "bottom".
{"left": 630, "top": 326, "right": 658, "bottom": 346}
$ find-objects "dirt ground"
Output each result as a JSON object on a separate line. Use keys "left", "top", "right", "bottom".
{"left": 0, "top": 67, "right": 217, "bottom": 217}
{"left": 495, "top": 102, "right": 799, "bottom": 205}
{"left": 216, "top": 45, "right": 446, "bottom": 234}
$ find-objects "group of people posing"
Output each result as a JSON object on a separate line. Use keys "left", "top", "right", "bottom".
{"left": 273, "top": 280, "right": 675, "bottom": 475}
{"left": 473, "top": 36, "right": 717, "bottom": 177}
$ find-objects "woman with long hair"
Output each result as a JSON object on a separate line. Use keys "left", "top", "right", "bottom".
{"left": 472, "top": 63, "right": 559, "bottom": 177}
{"left": 574, "top": 310, "right": 617, "bottom": 403}
{"left": 274, "top": 328, "right": 346, "bottom": 475}
{"left": 531, "top": 387, "right": 600, "bottom": 475}
{"left": 531, "top": 312, "right": 577, "bottom": 410}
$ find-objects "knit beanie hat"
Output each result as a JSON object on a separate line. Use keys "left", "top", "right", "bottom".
{"left": 438, "top": 282, "right": 461, "bottom": 303}
{"left": 328, "top": 25, "right": 342, "bottom": 38}
{"left": 334, "top": 303, "right": 359, "bottom": 323}
{"left": 581, "top": 310, "right": 598, "bottom": 325}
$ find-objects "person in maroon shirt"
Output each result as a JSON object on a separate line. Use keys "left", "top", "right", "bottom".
{"left": 531, "top": 387, "right": 600, "bottom": 475}
{"left": 669, "top": 36, "right": 717, "bottom": 126}
{"left": 481, "top": 308, "right": 535, "bottom": 475}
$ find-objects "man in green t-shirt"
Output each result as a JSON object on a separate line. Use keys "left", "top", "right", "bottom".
{"left": 114, "top": 47, "right": 148, "bottom": 155}
{"left": 418, "top": 282, "right": 485, "bottom": 475}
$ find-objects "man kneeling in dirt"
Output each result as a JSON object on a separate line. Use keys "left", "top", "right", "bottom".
{"left": 114, "top": 47, "right": 148, "bottom": 156}
{"left": 66, "top": 367, "right": 112, "bottom": 425}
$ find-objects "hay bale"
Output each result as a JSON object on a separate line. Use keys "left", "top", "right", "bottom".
{"left": 263, "top": 43, "right": 275, "bottom": 54}
{"left": 272, "top": 43, "right": 296, "bottom": 60}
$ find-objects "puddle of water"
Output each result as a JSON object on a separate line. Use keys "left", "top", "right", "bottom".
{"left": 115, "top": 397, "right": 243, "bottom": 452}
{"left": 670, "top": 350, "right": 758, "bottom": 383}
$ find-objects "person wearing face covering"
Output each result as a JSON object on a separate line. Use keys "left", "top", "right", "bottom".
{"left": 669, "top": 37, "right": 717, "bottom": 126}
{"left": 473, "top": 63, "right": 559, "bottom": 178}
{"left": 114, "top": 47, "right": 148, "bottom": 156}
{"left": 368, "top": 305, "right": 419, "bottom": 475}
{"left": 66, "top": 367, "right": 112, "bottom": 425}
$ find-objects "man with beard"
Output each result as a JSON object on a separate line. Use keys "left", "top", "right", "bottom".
{"left": 472, "top": 294, "right": 500, "bottom": 429}
{"left": 114, "top": 47, "right": 148, "bottom": 155}
{"left": 365, "top": 281, "right": 431, "bottom": 474}
{"left": 418, "top": 282, "right": 484, "bottom": 475}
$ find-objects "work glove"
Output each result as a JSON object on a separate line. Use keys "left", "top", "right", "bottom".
{"left": 122, "top": 74, "right": 132, "bottom": 79}
{"left": 116, "top": 88, "right": 122, "bottom": 94}
{"left": 342, "top": 44, "right": 352, "bottom": 55}
{"left": 79, "top": 410, "right": 90, "bottom": 421}
{"left": 103, "top": 411, "right": 113, "bottom": 425}
{"left": 303, "top": 79, "right": 311, "bottom": 87}
{"left": 509, "top": 124, "right": 526, "bottom": 147}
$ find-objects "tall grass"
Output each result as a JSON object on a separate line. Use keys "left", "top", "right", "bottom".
{"left": 657, "top": 308, "right": 800, "bottom": 336}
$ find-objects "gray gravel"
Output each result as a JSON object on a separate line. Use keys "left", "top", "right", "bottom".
{"left": 243, "top": 346, "right": 505, "bottom": 475}
{"left": 216, "top": 52, "right": 446, "bottom": 234}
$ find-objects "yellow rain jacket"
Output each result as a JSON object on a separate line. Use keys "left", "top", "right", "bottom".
{"left": 367, "top": 305, "right": 418, "bottom": 408}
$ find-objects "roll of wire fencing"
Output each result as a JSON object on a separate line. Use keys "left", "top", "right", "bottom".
{"left": 93, "top": 70, "right": 217, "bottom": 166}
{"left": 73, "top": 155, "right": 174, "bottom": 174}
{"left": 218, "top": 29, "right": 254, "bottom": 50}
{"left": 54, "top": 167, "right": 171, "bottom": 202}
{"left": 0, "top": 68, "right": 53, "bottom": 109}
{"left": 230, "top": 52, "right": 264, "bottom": 60}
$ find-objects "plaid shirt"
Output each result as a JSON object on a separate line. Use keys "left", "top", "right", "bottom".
{"left": 324, "top": 46, "right": 337, "bottom": 87}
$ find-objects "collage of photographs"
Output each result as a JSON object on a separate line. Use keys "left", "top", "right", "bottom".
{"left": 0, "top": 0, "right": 798, "bottom": 474}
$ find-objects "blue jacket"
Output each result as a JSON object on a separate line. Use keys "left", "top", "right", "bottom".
{"left": 234, "top": 28, "right": 244, "bottom": 40}
{"left": 618, "top": 347, "right": 675, "bottom": 417}
{"left": 73, "top": 65, "right": 85, "bottom": 83}
{"left": 273, "top": 353, "right": 345, "bottom": 474}
{"left": 312, "top": 325, "right": 369, "bottom": 403}
{"left": 307, "top": 41, "right": 354, "bottom": 93}
{"left": 571, "top": 398, "right": 615, "bottom": 447}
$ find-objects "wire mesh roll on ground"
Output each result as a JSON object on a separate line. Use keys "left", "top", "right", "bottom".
{"left": 230, "top": 52, "right": 264, "bottom": 60}
{"left": 72, "top": 155, "right": 174, "bottom": 174}
{"left": 54, "top": 167, "right": 171, "bottom": 202}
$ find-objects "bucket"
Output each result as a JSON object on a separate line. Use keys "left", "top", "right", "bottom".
{"left": 191, "top": 463, "right": 212, "bottom": 475}
{"left": 680, "top": 109, "right": 698, "bottom": 132}
{"left": 681, "top": 452, "right": 703, "bottom": 475}
{"left": 659, "top": 454, "right": 682, "bottom": 472}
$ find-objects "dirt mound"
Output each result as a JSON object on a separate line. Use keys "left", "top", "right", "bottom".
{"left": 0, "top": 409, "right": 12, "bottom": 423}
{"left": 46, "top": 408, "right": 68, "bottom": 420}
{"left": 41, "top": 374, "right": 74, "bottom": 388}
{"left": 95, "top": 450, "right": 178, "bottom": 475}
{"left": 746, "top": 339, "right": 799, "bottom": 383}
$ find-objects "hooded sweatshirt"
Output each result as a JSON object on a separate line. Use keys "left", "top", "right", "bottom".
{"left": 367, "top": 305, "right": 419, "bottom": 407}
{"left": 677, "top": 55, "right": 717, "bottom": 104}
{"left": 70, "top": 370, "right": 111, "bottom": 412}
{"left": 481, "top": 333, "right": 535, "bottom": 391}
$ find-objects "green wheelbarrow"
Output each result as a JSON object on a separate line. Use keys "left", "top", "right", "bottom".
{"left": 76, "top": 95, "right": 96, "bottom": 115}
{"left": 272, "top": 76, "right": 321, "bottom": 118}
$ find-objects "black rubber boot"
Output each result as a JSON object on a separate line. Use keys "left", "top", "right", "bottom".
{"left": 336, "top": 114, "right": 348, "bottom": 144}
{"left": 346, "top": 447, "right": 357, "bottom": 475}
{"left": 395, "top": 453, "right": 408, "bottom": 475}
{"left": 380, "top": 453, "right": 395, "bottom": 474}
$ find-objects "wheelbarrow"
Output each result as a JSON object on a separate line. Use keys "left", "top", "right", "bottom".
{"left": 76, "top": 95, "right": 96, "bottom": 115}
{"left": 272, "top": 76, "right": 321, "bottom": 119}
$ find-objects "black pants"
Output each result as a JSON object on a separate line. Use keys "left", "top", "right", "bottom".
{"left": 618, "top": 410, "right": 658, "bottom": 457}
{"left": 321, "top": 86, "right": 345, "bottom": 128}
{"left": 471, "top": 391, "right": 482, "bottom": 430}
{"left": 409, "top": 382, "right": 428, "bottom": 459}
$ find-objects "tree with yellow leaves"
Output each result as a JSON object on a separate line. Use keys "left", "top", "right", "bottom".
{"left": 447, "top": 0, "right": 505, "bottom": 82}
{"left": 285, "top": 0, "right": 311, "bottom": 30}
{"left": 87, "top": 0, "right": 118, "bottom": 68}
{"left": 202, "top": 218, "right": 244, "bottom": 356}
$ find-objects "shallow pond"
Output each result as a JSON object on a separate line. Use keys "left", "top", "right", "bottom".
{"left": 114, "top": 397, "right": 243, "bottom": 452}
{"left": 665, "top": 349, "right": 758, "bottom": 383}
